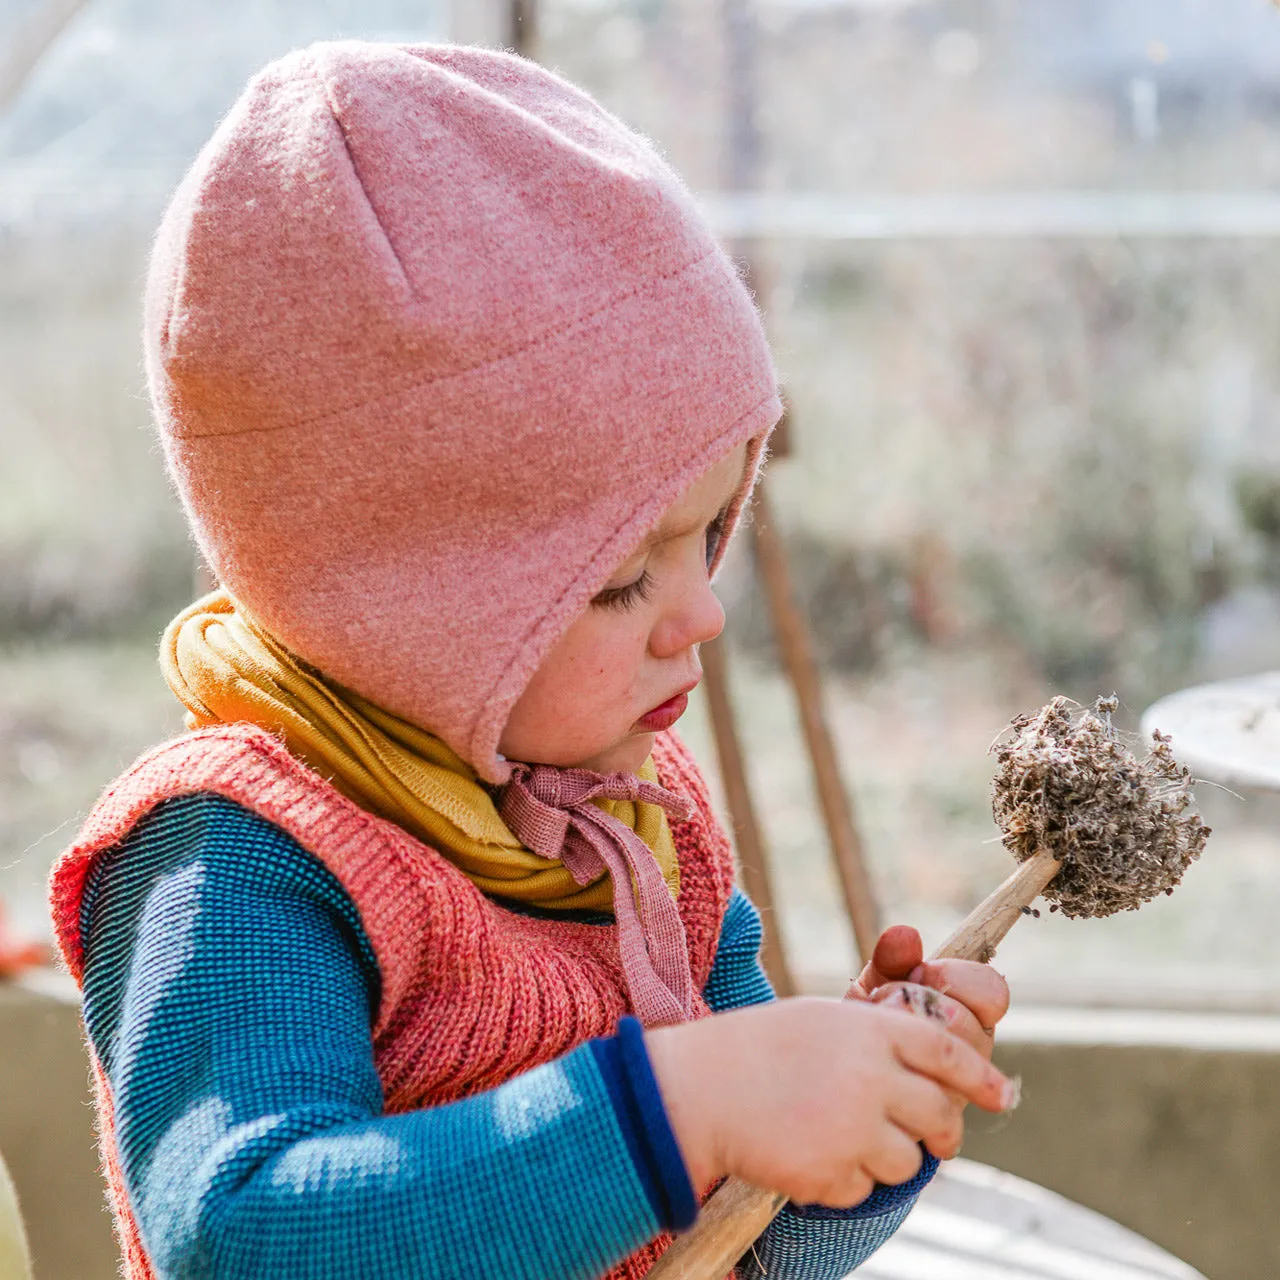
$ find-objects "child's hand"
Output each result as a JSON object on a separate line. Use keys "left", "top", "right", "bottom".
{"left": 845, "top": 925, "right": 1010, "bottom": 1061}
{"left": 645, "top": 997, "right": 1016, "bottom": 1208}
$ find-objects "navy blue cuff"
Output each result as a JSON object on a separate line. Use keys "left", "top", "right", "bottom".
{"left": 783, "top": 1149, "right": 940, "bottom": 1221}
{"left": 589, "top": 1016, "right": 699, "bottom": 1232}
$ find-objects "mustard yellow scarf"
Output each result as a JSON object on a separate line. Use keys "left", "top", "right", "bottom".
{"left": 162, "top": 592, "right": 679, "bottom": 912}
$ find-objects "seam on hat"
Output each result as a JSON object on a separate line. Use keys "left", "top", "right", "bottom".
{"left": 467, "top": 387, "right": 782, "bottom": 772}
{"left": 177, "top": 245, "right": 723, "bottom": 440}
{"left": 302, "top": 57, "right": 417, "bottom": 305}
{"left": 176, "top": 51, "right": 724, "bottom": 443}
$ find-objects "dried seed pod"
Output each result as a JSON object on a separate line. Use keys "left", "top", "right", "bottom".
{"left": 990, "top": 695, "right": 1209, "bottom": 919}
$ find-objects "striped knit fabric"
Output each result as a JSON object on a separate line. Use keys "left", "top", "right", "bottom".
{"left": 738, "top": 1172, "right": 932, "bottom": 1280}
{"left": 78, "top": 792, "right": 670, "bottom": 1277}
{"left": 54, "top": 725, "right": 935, "bottom": 1278}
{"left": 50, "top": 725, "right": 733, "bottom": 1280}
{"left": 76, "top": 793, "right": 935, "bottom": 1279}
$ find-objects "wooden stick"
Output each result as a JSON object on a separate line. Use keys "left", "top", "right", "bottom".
{"left": 721, "top": 0, "right": 878, "bottom": 970}
{"left": 508, "top": 0, "right": 538, "bottom": 54}
{"left": 655, "top": 1179, "right": 788, "bottom": 1280}
{"left": 930, "top": 849, "right": 1061, "bottom": 962}
{"left": 646, "top": 847, "right": 1062, "bottom": 1280}
{"left": 751, "top": 484, "right": 882, "bottom": 965}
{"left": 700, "top": 635, "right": 795, "bottom": 997}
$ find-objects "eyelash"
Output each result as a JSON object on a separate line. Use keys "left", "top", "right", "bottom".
{"left": 590, "top": 513, "right": 729, "bottom": 612}
{"left": 593, "top": 569, "right": 655, "bottom": 612}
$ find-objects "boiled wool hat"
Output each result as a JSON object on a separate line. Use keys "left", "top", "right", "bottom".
{"left": 145, "top": 41, "right": 781, "bottom": 783}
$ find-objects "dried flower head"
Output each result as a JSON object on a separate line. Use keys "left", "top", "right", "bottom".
{"left": 990, "top": 695, "right": 1209, "bottom": 919}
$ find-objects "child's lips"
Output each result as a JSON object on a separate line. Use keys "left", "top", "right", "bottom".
{"left": 635, "top": 684, "right": 696, "bottom": 733}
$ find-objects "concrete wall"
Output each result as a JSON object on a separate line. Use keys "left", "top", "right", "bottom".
{"left": 0, "top": 982, "right": 115, "bottom": 1280}
{"left": 4, "top": 985, "right": 1275, "bottom": 1280}
{"left": 965, "top": 1008, "right": 1280, "bottom": 1280}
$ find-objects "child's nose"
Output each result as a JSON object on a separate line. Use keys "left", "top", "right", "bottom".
{"left": 649, "top": 576, "right": 726, "bottom": 659}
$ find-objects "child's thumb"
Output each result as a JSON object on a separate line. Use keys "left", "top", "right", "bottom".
{"left": 846, "top": 924, "right": 925, "bottom": 997}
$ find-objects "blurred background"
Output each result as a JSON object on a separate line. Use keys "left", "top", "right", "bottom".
{"left": 6, "top": 1, "right": 1280, "bottom": 1275}
{"left": 6, "top": 0, "right": 1280, "bottom": 1003}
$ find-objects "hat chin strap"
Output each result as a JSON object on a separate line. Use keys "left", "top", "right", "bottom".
{"left": 501, "top": 763, "right": 695, "bottom": 1027}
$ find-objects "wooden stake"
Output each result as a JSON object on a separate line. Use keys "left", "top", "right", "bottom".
{"left": 720, "top": 0, "right": 878, "bottom": 968}
{"left": 508, "top": 0, "right": 537, "bottom": 55}
{"left": 750, "top": 485, "right": 881, "bottom": 965}
{"left": 646, "top": 847, "right": 1062, "bottom": 1280}
{"left": 700, "top": 635, "right": 794, "bottom": 997}
{"left": 929, "top": 849, "right": 1061, "bottom": 963}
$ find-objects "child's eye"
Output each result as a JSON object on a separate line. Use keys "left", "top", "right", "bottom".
{"left": 592, "top": 569, "right": 655, "bottom": 611}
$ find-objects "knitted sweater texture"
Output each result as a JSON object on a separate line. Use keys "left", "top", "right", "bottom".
{"left": 51, "top": 725, "right": 933, "bottom": 1278}
{"left": 51, "top": 726, "right": 731, "bottom": 1278}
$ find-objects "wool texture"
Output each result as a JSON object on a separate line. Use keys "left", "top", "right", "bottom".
{"left": 163, "top": 590, "right": 698, "bottom": 1026}
{"left": 163, "top": 591, "right": 682, "bottom": 909}
{"left": 500, "top": 763, "right": 695, "bottom": 1026}
{"left": 50, "top": 726, "right": 735, "bottom": 1280}
{"left": 144, "top": 40, "right": 781, "bottom": 782}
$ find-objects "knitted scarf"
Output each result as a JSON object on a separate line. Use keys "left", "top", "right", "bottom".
{"left": 161, "top": 593, "right": 696, "bottom": 1025}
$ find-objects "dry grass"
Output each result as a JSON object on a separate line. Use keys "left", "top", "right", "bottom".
{"left": 990, "top": 695, "right": 1207, "bottom": 918}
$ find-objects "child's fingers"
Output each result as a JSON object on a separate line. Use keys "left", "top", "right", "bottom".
{"left": 845, "top": 924, "right": 924, "bottom": 998}
{"left": 795, "top": 1167, "right": 877, "bottom": 1212}
{"left": 862, "top": 1125, "right": 926, "bottom": 1188}
{"left": 870, "top": 925, "right": 924, "bottom": 982}
{"left": 885, "top": 1074, "right": 965, "bottom": 1159}
{"left": 910, "top": 959, "right": 1010, "bottom": 1033}
{"left": 891, "top": 1017, "right": 1016, "bottom": 1114}
{"left": 871, "top": 982, "right": 993, "bottom": 1059}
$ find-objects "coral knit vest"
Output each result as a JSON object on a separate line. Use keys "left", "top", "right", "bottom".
{"left": 49, "top": 724, "right": 736, "bottom": 1280}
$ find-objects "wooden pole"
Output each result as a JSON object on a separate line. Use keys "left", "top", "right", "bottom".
{"left": 508, "top": 0, "right": 538, "bottom": 56}
{"left": 720, "top": 0, "right": 880, "bottom": 969}
{"left": 700, "top": 636, "right": 795, "bottom": 997}
{"left": 722, "top": 0, "right": 764, "bottom": 196}
{"left": 698, "top": 0, "right": 797, "bottom": 996}
{"left": 448, "top": 0, "right": 508, "bottom": 47}
{"left": 751, "top": 487, "right": 881, "bottom": 964}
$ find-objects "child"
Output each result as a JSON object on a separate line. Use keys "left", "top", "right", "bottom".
{"left": 49, "top": 42, "right": 1014, "bottom": 1280}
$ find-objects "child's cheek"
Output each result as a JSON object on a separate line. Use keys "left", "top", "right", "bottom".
{"left": 586, "top": 614, "right": 649, "bottom": 678}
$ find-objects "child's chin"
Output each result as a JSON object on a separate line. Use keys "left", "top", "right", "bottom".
{"left": 576, "top": 732, "right": 655, "bottom": 776}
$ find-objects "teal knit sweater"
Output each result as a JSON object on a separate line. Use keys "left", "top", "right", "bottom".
{"left": 79, "top": 793, "right": 935, "bottom": 1279}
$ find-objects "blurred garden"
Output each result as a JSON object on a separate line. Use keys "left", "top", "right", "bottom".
{"left": 6, "top": 0, "right": 1280, "bottom": 1002}
{"left": 7, "top": 2, "right": 1280, "bottom": 1277}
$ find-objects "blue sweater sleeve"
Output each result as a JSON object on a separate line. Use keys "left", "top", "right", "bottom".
{"left": 79, "top": 793, "right": 680, "bottom": 1280}
{"left": 703, "top": 887, "right": 937, "bottom": 1278}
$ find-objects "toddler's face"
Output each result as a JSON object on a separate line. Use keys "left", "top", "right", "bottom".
{"left": 499, "top": 445, "right": 748, "bottom": 776}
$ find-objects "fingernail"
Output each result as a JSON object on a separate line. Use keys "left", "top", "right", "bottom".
{"left": 999, "top": 1075, "right": 1022, "bottom": 1112}
{"left": 908, "top": 965, "right": 925, "bottom": 983}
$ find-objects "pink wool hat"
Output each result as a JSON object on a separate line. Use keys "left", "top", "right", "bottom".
{"left": 146, "top": 41, "right": 781, "bottom": 782}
